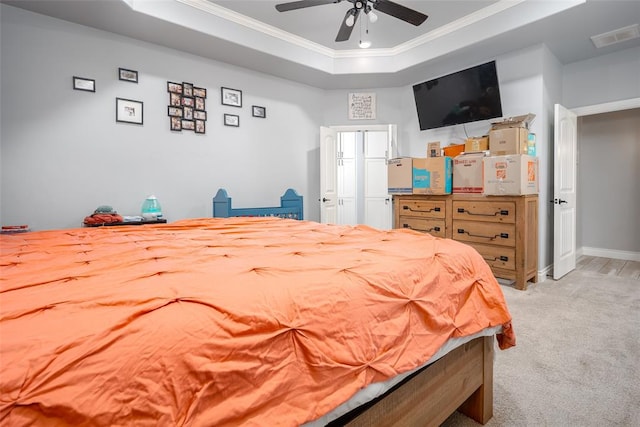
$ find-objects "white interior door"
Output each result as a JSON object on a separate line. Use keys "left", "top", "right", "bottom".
{"left": 321, "top": 124, "right": 396, "bottom": 227}
{"left": 553, "top": 104, "right": 578, "bottom": 279}
{"left": 320, "top": 126, "right": 337, "bottom": 224}
{"left": 338, "top": 132, "right": 358, "bottom": 225}
{"left": 364, "top": 131, "right": 392, "bottom": 229}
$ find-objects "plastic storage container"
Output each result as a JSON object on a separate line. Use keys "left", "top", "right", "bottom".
{"left": 141, "top": 195, "right": 163, "bottom": 220}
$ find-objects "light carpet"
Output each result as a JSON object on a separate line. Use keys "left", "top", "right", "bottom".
{"left": 442, "top": 269, "right": 640, "bottom": 426}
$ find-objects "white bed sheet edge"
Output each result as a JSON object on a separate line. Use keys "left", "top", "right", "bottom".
{"left": 305, "top": 325, "right": 503, "bottom": 426}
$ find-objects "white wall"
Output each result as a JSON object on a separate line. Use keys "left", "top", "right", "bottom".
{"left": 540, "top": 46, "right": 564, "bottom": 271}
{"left": 0, "top": 5, "right": 324, "bottom": 230}
{"left": 563, "top": 46, "right": 640, "bottom": 109}
{"left": 562, "top": 46, "right": 640, "bottom": 259}
{"left": 577, "top": 109, "right": 640, "bottom": 253}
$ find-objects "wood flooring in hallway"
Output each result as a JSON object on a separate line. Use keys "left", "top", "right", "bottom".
{"left": 576, "top": 255, "right": 640, "bottom": 280}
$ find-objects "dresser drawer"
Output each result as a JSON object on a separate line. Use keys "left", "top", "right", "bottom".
{"left": 398, "top": 199, "right": 446, "bottom": 219}
{"left": 465, "top": 243, "right": 516, "bottom": 271}
{"left": 452, "top": 200, "right": 515, "bottom": 223}
{"left": 398, "top": 216, "right": 446, "bottom": 238}
{"left": 453, "top": 220, "right": 515, "bottom": 247}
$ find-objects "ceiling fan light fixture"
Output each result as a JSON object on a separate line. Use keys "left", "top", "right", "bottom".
{"left": 345, "top": 11, "right": 355, "bottom": 27}
{"left": 368, "top": 9, "right": 378, "bottom": 23}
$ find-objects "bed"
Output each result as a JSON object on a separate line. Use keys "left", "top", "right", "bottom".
{"left": 0, "top": 190, "right": 515, "bottom": 426}
{"left": 213, "top": 188, "right": 303, "bottom": 220}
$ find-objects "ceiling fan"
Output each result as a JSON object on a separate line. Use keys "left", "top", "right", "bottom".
{"left": 275, "top": 0, "right": 428, "bottom": 42}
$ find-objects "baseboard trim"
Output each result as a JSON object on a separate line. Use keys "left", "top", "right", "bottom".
{"left": 538, "top": 264, "right": 553, "bottom": 282}
{"left": 580, "top": 247, "right": 640, "bottom": 262}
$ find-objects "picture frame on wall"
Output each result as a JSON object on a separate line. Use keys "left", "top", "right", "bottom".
{"left": 118, "top": 68, "right": 138, "bottom": 83}
{"left": 182, "top": 97, "right": 195, "bottom": 108}
{"left": 193, "top": 87, "right": 207, "bottom": 98}
{"left": 167, "top": 81, "right": 183, "bottom": 94}
{"left": 169, "top": 92, "right": 181, "bottom": 107}
{"left": 183, "top": 106, "right": 194, "bottom": 120}
{"left": 182, "top": 120, "right": 195, "bottom": 131}
{"left": 195, "top": 97, "right": 205, "bottom": 111}
{"left": 252, "top": 105, "right": 266, "bottom": 118}
{"left": 193, "top": 110, "right": 207, "bottom": 120}
{"left": 224, "top": 114, "right": 239, "bottom": 127}
{"left": 183, "top": 82, "right": 194, "bottom": 97}
{"left": 168, "top": 106, "right": 182, "bottom": 117}
{"left": 116, "top": 98, "right": 143, "bottom": 125}
{"left": 221, "top": 87, "right": 242, "bottom": 107}
{"left": 195, "top": 120, "right": 206, "bottom": 134}
{"left": 73, "top": 76, "right": 95, "bottom": 92}
{"left": 170, "top": 116, "right": 182, "bottom": 131}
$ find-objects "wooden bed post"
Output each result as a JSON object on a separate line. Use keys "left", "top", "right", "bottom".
{"left": 344, "top": 335, "right": 496, "bottom": 427}
{"left": 212, "top": 189, "right": 232, "bottom": 218}
{"left": 280, "top": 188, "right": 304, "bottom": 220}
{"left": 458, "top": 335, "right": 494, "bottom": 424}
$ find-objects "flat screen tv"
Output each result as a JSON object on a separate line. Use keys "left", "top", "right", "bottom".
{"left": 413, "top": 61, "right": 503, "bottom": 131}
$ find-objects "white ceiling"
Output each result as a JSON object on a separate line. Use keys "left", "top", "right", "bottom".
{"left": 209, "top": 1, "right": 500, "bottom": 50}
{"left": 3, "top": 0, "right": 640, "bottom": 89}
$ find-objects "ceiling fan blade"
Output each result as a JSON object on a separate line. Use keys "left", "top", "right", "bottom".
{"left": 372, "top": 0, "right": 428, "bottom": 26}
{"left": 335, "top": 8, "right": 360, "bottom": 42}
{"left": 275, "top": 0, "right": 340, "bottom": 12}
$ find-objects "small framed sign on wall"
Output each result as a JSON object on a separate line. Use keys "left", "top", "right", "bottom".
{"left": 348, "top": 92, "right": 376, "bottom": 120}
{"left": 73, "top": 76, "right": 95, "bottom": 92}
{"left": 118, "top": 68, "right": 138, "bottom": 83}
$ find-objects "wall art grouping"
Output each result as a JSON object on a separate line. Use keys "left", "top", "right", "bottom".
{"left": 74, "top": 70, "right": 266, "bottom": 133}
{"left": 167, "top": 81, "right": 207, "bottom": 134}
{"left": 220, "top": 87, "right": 266, "bottom": 127}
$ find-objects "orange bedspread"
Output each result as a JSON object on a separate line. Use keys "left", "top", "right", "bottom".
{"left": 0, "top": 217, "right": 514, "bottom": 426}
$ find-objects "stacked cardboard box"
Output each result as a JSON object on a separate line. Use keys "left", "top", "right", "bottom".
{"left": 387, "top": 113, "right": 539, "bottom": 196}
{"left": 465, "top": 136, "right": 489, "bottom": 153}
{"left": 453, "top": 152, "right": 486, "bottom": 194}
{"left": 484, "top": 113, "right": 538, "bottom": 195}
{"left": 412, "top": 157, "right": 452, "bottom": 195}
{"left": 483, "top": 154, "right": 538, "bottom": 195}
{"left": 489, "top": 114, "right": 535, "bottom": 156}
{"left": 387, "top": 157, "right": 413, "bottom": 194}
{"left": 386, "top": 156, "right": 453, "bottom": 195}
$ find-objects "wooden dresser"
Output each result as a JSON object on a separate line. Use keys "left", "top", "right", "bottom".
{"left": 393, "top": 194, "right": 538, "bottom": 290}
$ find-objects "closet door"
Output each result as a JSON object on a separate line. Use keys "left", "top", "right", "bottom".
{"left": 364, "top": 131, "right": 392, "bottom": 229}
{"left": 337, "top": 132, "right": 358, "bottom": 225}
{"left": 320, "top": 127, "right": 338, "bottom": 224}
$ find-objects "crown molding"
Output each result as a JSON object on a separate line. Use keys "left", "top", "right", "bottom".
{"left": 393, "top": 0, "right": 526, "bottom": 54}
{"left": 176, "top": 0, "right": 524, "bottom": 60}
{"left": 176, "top": 0, "right": 335, "bottom": 57}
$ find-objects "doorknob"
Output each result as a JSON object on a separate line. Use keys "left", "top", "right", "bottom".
{"left": 322, "top": 197, "right": 331, "bottom": 202}
{"left": 551, "top": 198, "right": 568, "bottom": 204}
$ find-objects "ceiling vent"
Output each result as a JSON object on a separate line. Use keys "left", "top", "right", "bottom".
{"left": 591, "top": 24, "right": 640, "bottom": 48}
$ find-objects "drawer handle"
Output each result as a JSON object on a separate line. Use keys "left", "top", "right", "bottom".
{"left": 484, "top": 255, "right": 509, "bottom": 262}
{"left": 457, "top": 229, "right": 509, "bottom": 241}
{"left": 404, "top": 224, "right": 441, "bottom": 233}
{"left": 457, "top": 208, "right": 509, "bottom": 216}
{"left": 403, "top": 205, "right": 441, "bottom": 213}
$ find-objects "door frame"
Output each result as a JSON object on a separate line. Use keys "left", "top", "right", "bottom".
{"left": 328, "top": 124, "right": 398, "bottom": 159}
{"left": 321, "top": 124, "right": 398, "bottom": 228}
{"left": 551, "top": 96, "right": 640, "bottom": 279}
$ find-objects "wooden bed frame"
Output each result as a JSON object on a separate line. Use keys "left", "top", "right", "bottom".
{"left": 212, "top": 188, "right": 303, "bottom": 220}
{"left": 212, "top": 189, "right": 495, "bottom": 425}
{"left": 342, "top": 335, "right": 495, "bottom": 426}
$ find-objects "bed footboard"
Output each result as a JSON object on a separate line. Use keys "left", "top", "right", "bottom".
{"left": 213, "top": 188, "right": 303, "bottom": 220}
{"left": 340, "top": 335, "right": 495, "bottom": 426}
